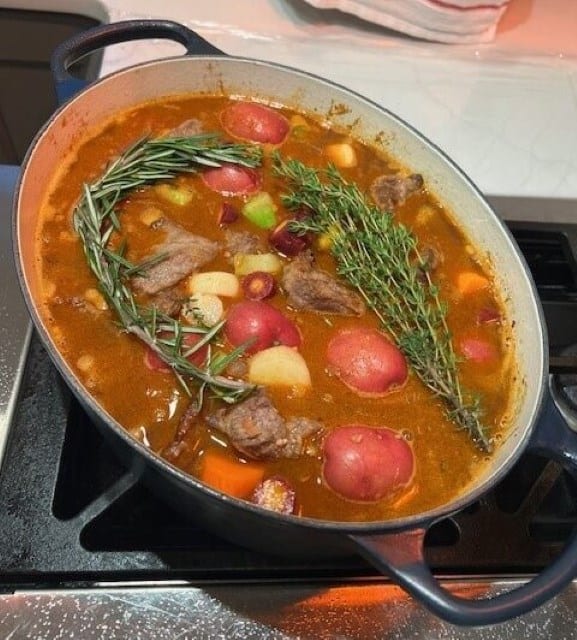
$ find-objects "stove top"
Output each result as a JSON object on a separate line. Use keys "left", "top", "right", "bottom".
{"left": 4, "top": 330, "right": 574, "bottom": 585}
{"left": 3, "top": 174, "right": 577, "bottom": 636}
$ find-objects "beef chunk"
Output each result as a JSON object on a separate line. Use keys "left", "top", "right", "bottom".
{"left": 282, "top": 252, "right": 365, "bottom": 316}
{"left": 416, "top": 245, "right": 443, "bottom": 284}
{"left": 132, "top": 218, "right": 220, "bottom": 295}
{"left": 420, "top": 245, "right": 443, "bottom": 271}
{"left": 284, "top": 416, "right": 324, "bottom": 458}
{"left": 370, "top": 173, "right": 424, "bottom": 211}
{"left": 149, "top": 287, "right": 183, "bottom": 317}
{"left": 224, "top": 229, "right": 264, "bottom": 256}
{"left": 166, "top": 118, "right": 203, "bottom": 137}
{"left": 206, "top": 391, "right": 322, "bottom": 460}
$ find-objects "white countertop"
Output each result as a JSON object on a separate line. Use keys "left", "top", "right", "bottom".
{"left": 6, "top": 0, "right": 577, "bottom": 203}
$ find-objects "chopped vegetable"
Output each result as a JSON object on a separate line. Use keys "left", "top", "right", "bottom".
{"left": 225, "top": 300, "right": 301, "bottom": 354}
{"left": 322, "top": 425, "right": 414, "bottom": 502}
{"left": 269, "top": 219, "right": 310, "bottom": 256}
{"left": 325, "top": 142, "right": 357, "bottom": 168}
{"left": 248, "top": 345, "right": 312, "bottom": 388}
{"left": 181, "top": 293, "right": 224, "bottom": 327}
{"left": 290, "top": 114, "right": 310, "bottom": 140}
{"left": 315, "top": 225, "right": 338, "bottom": 252}
{"left": 477, "top": 307, "right": 501, "bottom": 325}
{"left": 155, "top": 183, "right": 194, "bottom": 206}
{"left": 290, "top": 114, "right": 309, "bottom": 129}
{"left": 242, "top": 271, "right": 277, "bottom": 300}
{"left": 218, "top": 202, "right": 239, "bottom": 225}
{"left": 84, "top": 287, "right": 108, "bottom": 311}
{"left": 459, "top": 336, "right": 499, "bottom": 365}
{"left": 242, "top": 192, "right": 278, "bottom": 229}
{"left": 252, "top": 476, "right": 296, "bottom": 514}
{"left": 202, "top": 164, "right": 261, "bottom": 196}
{"left": 201, "top": 451, "right": 265, "bottom": 499}
{"left": 456, "top": 271, "right": 489, "bottom": 295}
{"left": 327, "top": 328, "right": 407, "bottom": 396}
{"left": 187, "top": 271, "right": 240, "bottom": 298}
{"left": 233, "top": 252, "right": 283, "bottom": 277}
{"left": 221, "top": 101, "right": 290, "bottom": 144}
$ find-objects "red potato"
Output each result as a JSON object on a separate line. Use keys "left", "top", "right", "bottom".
{"left": 201, "top": 164, "right": 261, "bottom": 196}
{"left": 225, "top": 300, "right": 301, "bottom": 354}
{"left": 221, "top": 101, "right": 290, "bottom": 145}
{"left": 327, "top": 328, "right": 408, "bottom": 395}
{"left": 323, "top": 425, "right": 414, "bottom": 502}
{"left": 144, "top": 332, "right": 208, "bottom": 372}
{"left": 459, "top": 336, "right": 499, "bottom": 364}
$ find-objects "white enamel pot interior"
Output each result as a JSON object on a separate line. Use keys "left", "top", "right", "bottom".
{"left": 15, "top": 28, "right": 575, "bottom": 625}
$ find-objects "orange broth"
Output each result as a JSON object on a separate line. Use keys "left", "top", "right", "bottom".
{"left": 37, "top": 95, "right": 516, "bottom": 522}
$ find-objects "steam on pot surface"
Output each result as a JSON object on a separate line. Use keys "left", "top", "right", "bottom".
{"left": 33, "top": 94, "right": 519, "bottom": 523}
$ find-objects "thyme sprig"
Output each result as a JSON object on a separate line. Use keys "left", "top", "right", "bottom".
{"left": 274, "top": 155, "right": 491, "bottom": 452}
{"left": 73, "top": 134, "right": 263, "bottom": 408}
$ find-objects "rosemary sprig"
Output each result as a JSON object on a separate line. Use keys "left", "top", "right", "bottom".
{"left": 73, "top": 134, "right": 263, "bottom": 408}
{"left": 274, "top": 155, "right": 491, "bottom": 452}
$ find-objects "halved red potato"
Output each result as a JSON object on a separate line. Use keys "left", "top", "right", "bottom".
{"left": 323, "top": 425, "right": 414, "bottom": 502}
{"left": 221, "top": 101, "right": 290, "bottom": 144}
{"left": 327, "top": 327, "right": 408, "bottom": 395}
{"left": 225, "top": 300, "right": 301, "bottom": 354}
{"left": 201, "top": 164, "right": 261, "bottom": 196}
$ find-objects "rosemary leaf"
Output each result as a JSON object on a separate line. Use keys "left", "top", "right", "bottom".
{"left": 73, "top": 134, "right": 262, "bottom": 406}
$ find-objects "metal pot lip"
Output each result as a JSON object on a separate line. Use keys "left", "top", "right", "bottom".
{"left": 13, "top": 51, "right": 549, "bottom": 536}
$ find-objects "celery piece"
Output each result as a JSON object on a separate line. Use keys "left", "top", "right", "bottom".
{"left": 242, "top": 192, "right": 277, "bottom": 229}
{"left": 233, "top": 252, "right": 283, "bottom": 276}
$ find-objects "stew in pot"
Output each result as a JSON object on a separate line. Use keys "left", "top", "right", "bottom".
{"left": 37, "top": 95, "right": 517, "bottom": 522}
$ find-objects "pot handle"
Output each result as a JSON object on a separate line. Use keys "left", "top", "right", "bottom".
{"left": 51, "top": 19, "right": 225, "bottom": 104}
{"left": 350, "top": 390, "right": 577, "bottom": 626}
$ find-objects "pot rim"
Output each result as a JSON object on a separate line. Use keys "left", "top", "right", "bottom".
{"left": 13, "top": 52, "right": 549, "bottom": 535}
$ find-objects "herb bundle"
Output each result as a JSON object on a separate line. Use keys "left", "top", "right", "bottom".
{"left": 73, "top": 134, "right": 262, "bottom": 409}
{"left": 274, "top": 155, "right": 491, "bottom": 452}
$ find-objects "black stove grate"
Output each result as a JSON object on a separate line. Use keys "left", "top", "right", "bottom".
{"left": 508, "top": 226, "right": 577, "bottom": 302}
{"left": 1, "top": 221, "right": 577, "bottom": 590}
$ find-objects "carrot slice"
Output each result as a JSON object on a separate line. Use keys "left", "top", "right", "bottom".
{"left": 200, "top": 451, "right": 265, "bottom": 499}
{"left": 456, "top": 271, "right": 489, "bottom": 295}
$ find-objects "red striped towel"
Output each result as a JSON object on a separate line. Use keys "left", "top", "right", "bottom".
{"left": 302, "top": 0, "right": 511, "bottom": 43}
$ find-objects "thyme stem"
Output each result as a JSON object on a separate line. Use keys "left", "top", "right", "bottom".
{"left": 274, "top": 155, "right": 491, "bottom": 452}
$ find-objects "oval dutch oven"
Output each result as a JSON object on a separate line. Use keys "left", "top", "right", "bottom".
{"left": 12, "top": 19, "right": 577, "bottom": 626}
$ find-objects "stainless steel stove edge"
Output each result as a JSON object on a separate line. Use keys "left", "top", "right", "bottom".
{"left": 0, "top": 165, "right": 31, "bottom": 472}
{"left": 2, "top": 579, "right": 577, "bottom": 639}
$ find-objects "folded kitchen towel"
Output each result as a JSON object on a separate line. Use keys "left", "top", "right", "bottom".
{"left": 302, "top": 0, "right": 511, "bottom": 43}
